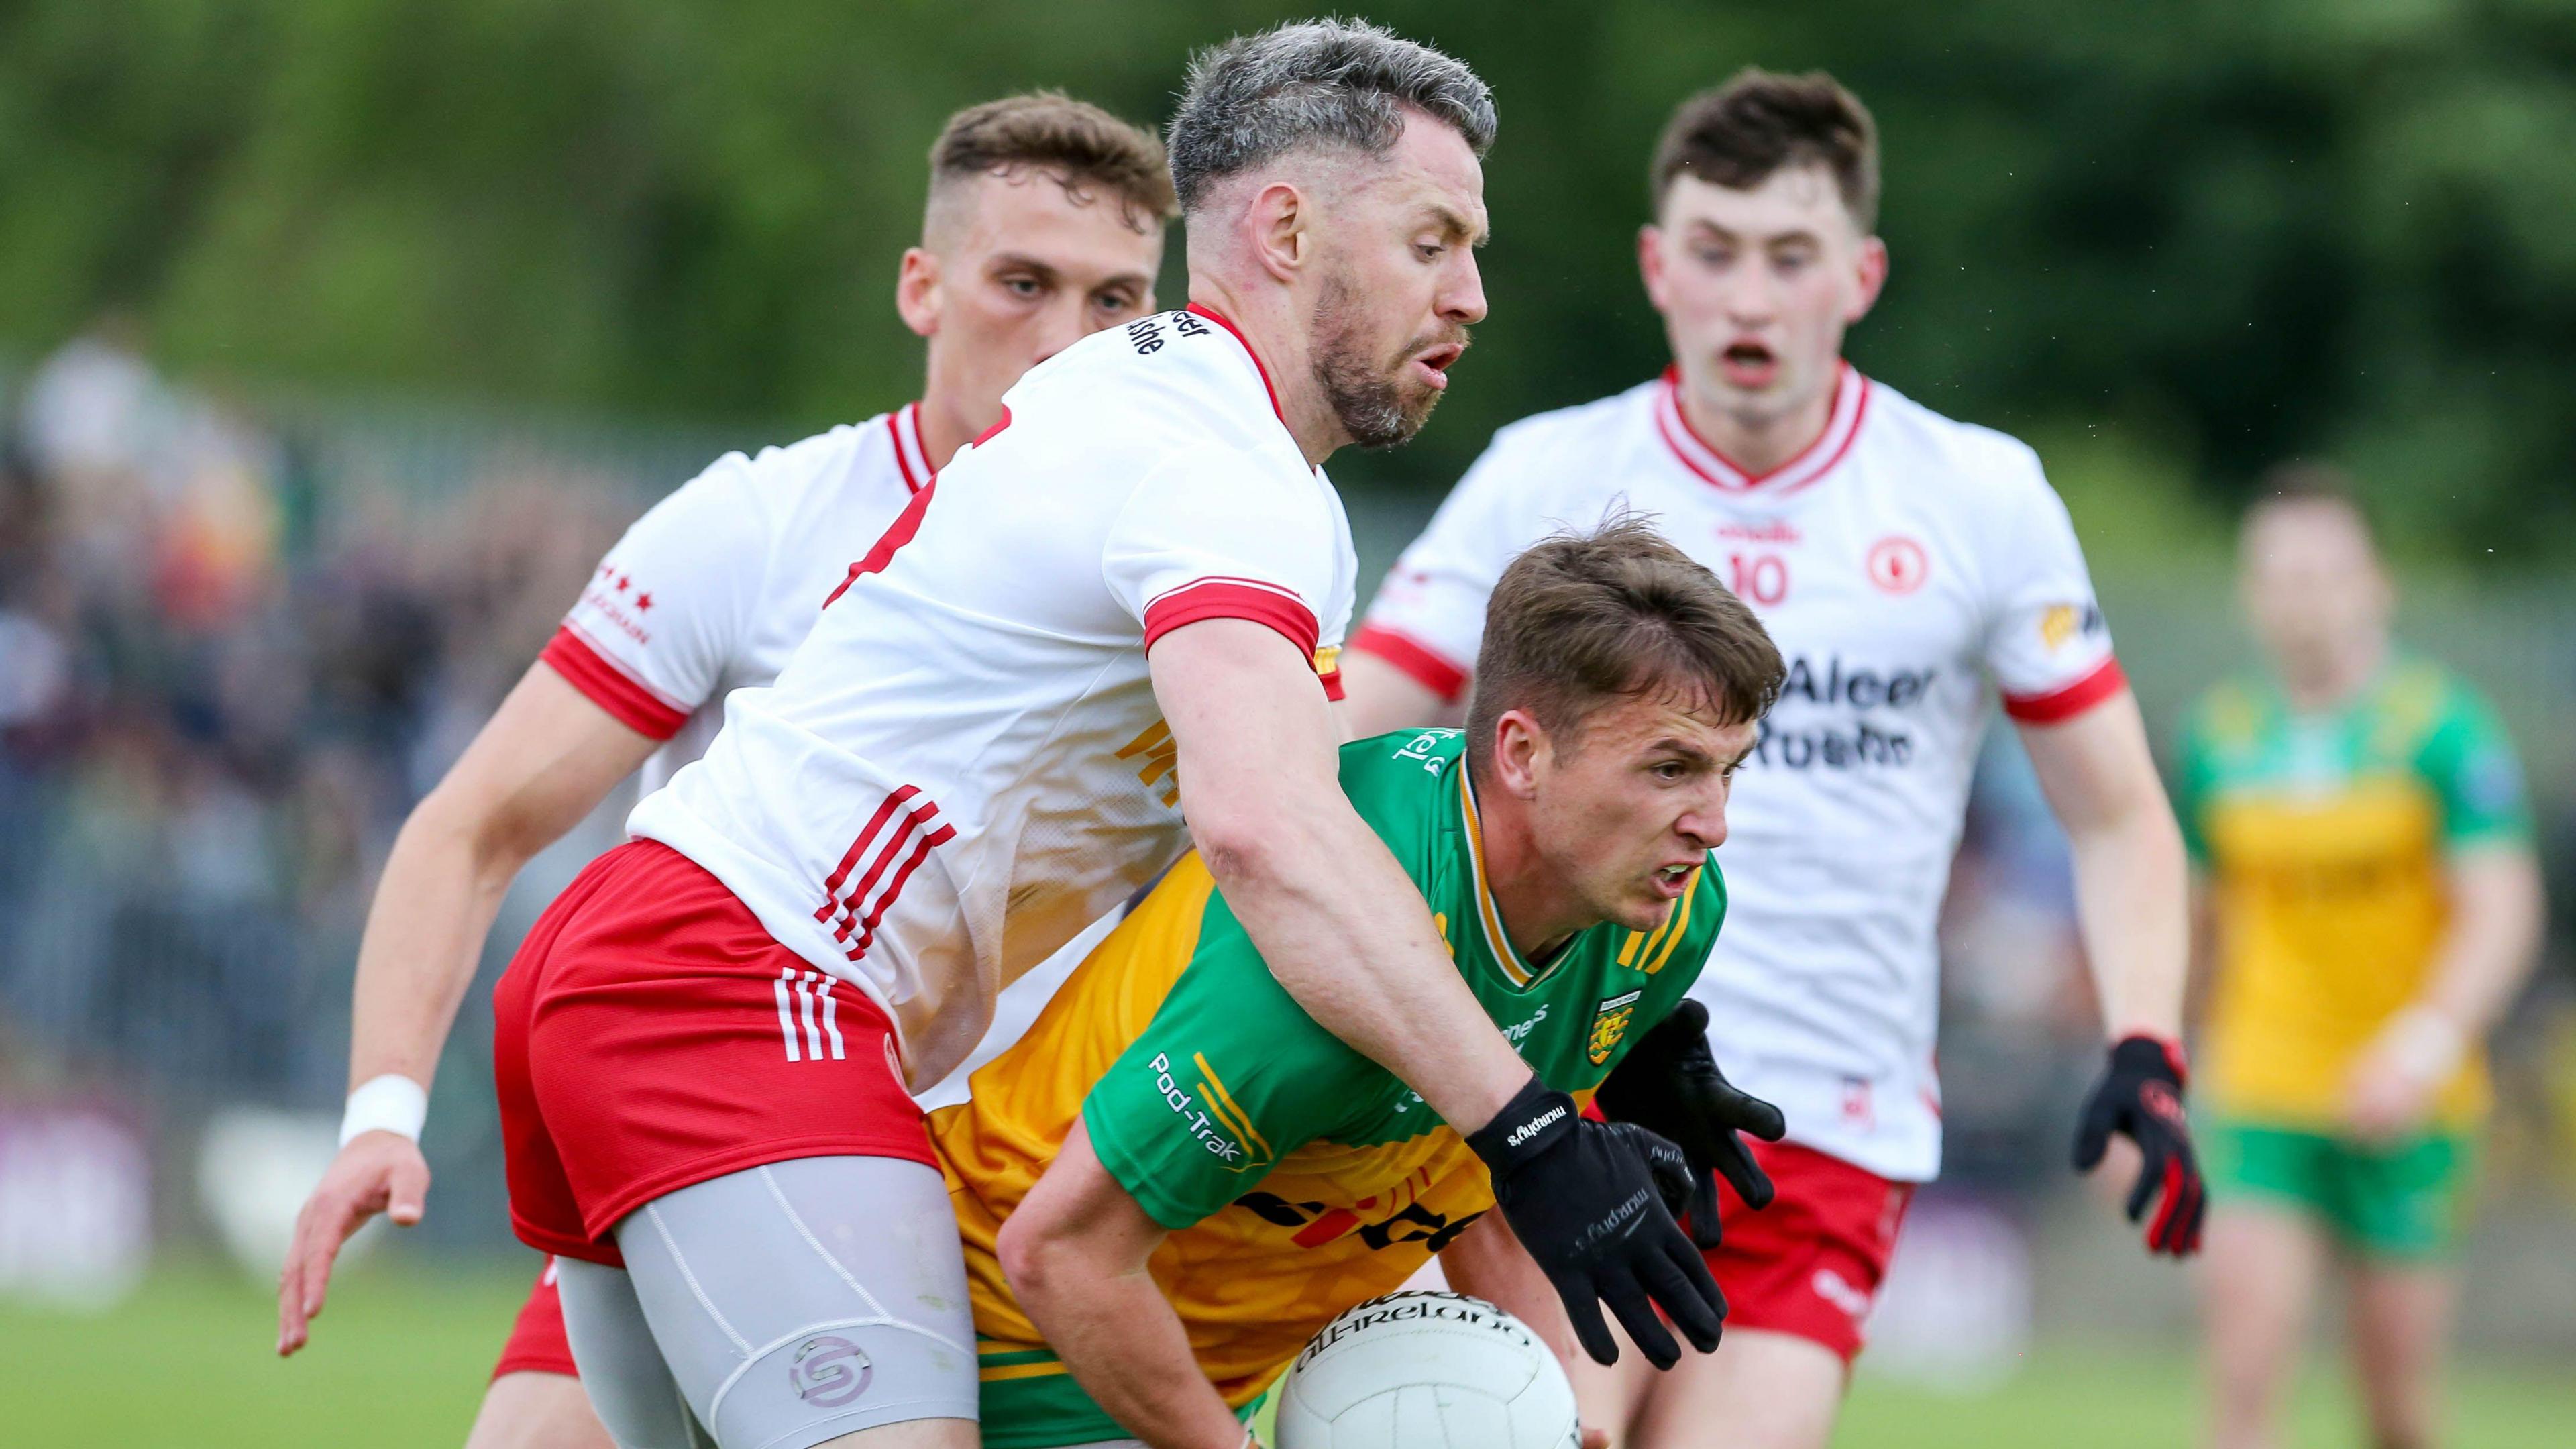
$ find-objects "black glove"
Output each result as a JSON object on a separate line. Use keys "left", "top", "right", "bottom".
{"left": 1595, "top": 1000, "right": 1787, "bottom": 1248}
{"left": 1467, "top": 1074, "right": 1725, "bottom": 1369}
{"left": 2071, "top": 1034, "right": 2204, "bottom": 1257}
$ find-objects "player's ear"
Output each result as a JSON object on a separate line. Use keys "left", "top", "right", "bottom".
{"left": 1491, "top": 710, "right": 1546, "bottom": 800}
{"left": 1248, "top": 181, "right": 1311, "bottom": 282}
{"left": 1847, "top": 235, "right": 1888, "bottom": 323}
{"left": 1636, "top": 223, "right": 1668, "bottom": 309}
{"left": 896, "top": 247, "right": 943, "bottom": 339}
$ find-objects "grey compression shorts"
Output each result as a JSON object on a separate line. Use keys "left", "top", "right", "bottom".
{"left": 556, "top": 1155, "right": 977, "bottom": 1449}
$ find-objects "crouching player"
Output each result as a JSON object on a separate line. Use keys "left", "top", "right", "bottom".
{"left": 935, "top": 521, "right": 1789, "bottom": 1448}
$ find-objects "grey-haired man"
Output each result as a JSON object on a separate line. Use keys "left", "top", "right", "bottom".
{"left": 485, "top": 19, "right": 1723, "bottom": 1449}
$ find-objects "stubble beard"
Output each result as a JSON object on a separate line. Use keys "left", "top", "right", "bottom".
{"left": 1311, "top": 272, "right": 1452, "bottom": 451}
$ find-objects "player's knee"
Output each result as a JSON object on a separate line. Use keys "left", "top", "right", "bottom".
{"left": 810, "top": 1417, "right": 979, "bottom": 1448}
{"left": 463, "top": 1371, "right": 615, "bottom": 1449}
{"left": 1632, "top": 1331, "right": 1841, "bottom": 1449}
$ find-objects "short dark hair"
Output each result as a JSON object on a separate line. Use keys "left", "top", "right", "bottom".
{"left": 2248, "top": 460, "right": 2378, "bottom": 549}
{"left": 1650, "top": 68, "right": 1879, "bottom": 231}
{"left": 1167, "top": 19, "right": 1497, "bottom": 213}
{"left": 1466, "top": 516, "right": 1784, "bottom": 780}
{"left": 928, "top": 91, "right": 1177, "bottom": 237}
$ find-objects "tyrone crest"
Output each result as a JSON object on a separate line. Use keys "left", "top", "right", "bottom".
{"left": 1587, "top": 989, "right": 1644, "bottom": 1066}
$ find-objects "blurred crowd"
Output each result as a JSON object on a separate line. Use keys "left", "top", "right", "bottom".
{"left": 0, "top": 324, "right": 626, "bottom": 1103}
{"left": 1, "top": 327, "right": 2567, "bottom": 1240}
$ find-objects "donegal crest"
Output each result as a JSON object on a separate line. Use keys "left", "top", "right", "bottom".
{"left": 1587, "top": 989, "right": 1644, "bottom": 1066}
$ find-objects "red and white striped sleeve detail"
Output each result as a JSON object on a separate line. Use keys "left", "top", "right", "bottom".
{"left": 2001, "top": 655, "right": 2129, "bottom": 724}
{"left": 539, "top": 623, "right": 691, "bottom": 740}
{"left": 1347, "top": 622, "right": 1471, "bottom": 705}
{"left": 1140, "top": 576, "right": 1322, "bottom": 661}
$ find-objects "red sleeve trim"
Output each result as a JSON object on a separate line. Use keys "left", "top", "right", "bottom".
{"left": 539, "top": 625, "right": 690, "bottom": 739}
{"left": 1140, "top": 578, "right": 1320, "bottom": 663}
{"left": 2002, "top": 655, "right": 2128, "bottom": 724}
{"left": 1348, "top": 623, "right": 1470, "bottom": 705}
{"left": 1319, "top": 666, "right": 1346, "bottom": 703}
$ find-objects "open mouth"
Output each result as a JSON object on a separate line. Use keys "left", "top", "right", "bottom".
{"left": 1409, "top": 343, "right": 1466, "bottom": 389}
{"left": 1719, "top": 339, "right": 1778, "bottom": 390}
{"left": 1651, "top": 863, "right": 1695, "bottom": 897}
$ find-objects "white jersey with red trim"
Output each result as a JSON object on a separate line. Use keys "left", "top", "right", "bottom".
{"left": 541, "top": 402, "right": 937, "bottom": 796}
{"left": 1354, "top": 366, "right": 2119, "bottom": 1181}
{"left": 629, "top": 307, "right": 1357, "bottom": 1087}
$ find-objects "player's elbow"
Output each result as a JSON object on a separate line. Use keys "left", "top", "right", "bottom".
{"left": 994, "top": 1206, "right": 1084, "bottom": 1312}
{"left": 1183, "top": 786, "right": 1303, "bottom": 892}
{"left": 407, "top": 772, "right": 545, "bottom": 890}
{"left": 1189, "top": 816, "right": 1280, "bottom": 894}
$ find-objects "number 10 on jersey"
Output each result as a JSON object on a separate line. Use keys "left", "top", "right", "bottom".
{"left": 1727, "top": 552, "right": 1789, "bottom": 606}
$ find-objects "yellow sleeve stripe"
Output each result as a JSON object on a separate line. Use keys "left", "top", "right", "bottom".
{"left": 1195, "top": 1052, "right": 1274, "bottom": 1159}
{"left": 1643, "top": 871, "right": 1699, "bottom": 975}
{"left": 979, "top": 1360, "right": 1071, "bottom": 1383}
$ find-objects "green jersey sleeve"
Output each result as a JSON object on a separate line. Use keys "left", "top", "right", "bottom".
{"left": 2418, "top": 679, "right": 2532, "bottom": 847}
{"left": 1080, "top": 895, "right": 1389, "bottom": 1230}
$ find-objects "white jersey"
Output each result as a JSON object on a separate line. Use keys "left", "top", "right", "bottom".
{"left": 1355, "top": 366, "right": 2121, "bottom": 1181}
{"left": 631, "top": 307, "right": 1358, "bottom": 1088}
{"left": 541, "top": 402, "right": 937, "bottom": 794}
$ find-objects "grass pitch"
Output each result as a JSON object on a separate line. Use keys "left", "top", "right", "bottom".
{"left": 3, "top": 1260, "right": 2567, "bottom": 1448}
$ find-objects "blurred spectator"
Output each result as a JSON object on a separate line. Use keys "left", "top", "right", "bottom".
{"left": 1, "top": 331, "right": 621, "bottom": 1106}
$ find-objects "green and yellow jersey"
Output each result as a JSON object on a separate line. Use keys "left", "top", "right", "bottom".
{"left": 928, "top": 729, "right": 1723, "bottom": 1449}
{"left": 2176, "top": 657, "right": 2530, "bottom": 1128}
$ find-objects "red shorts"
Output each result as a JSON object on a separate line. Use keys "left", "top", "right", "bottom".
{"left": 491, "top": 1258, "right": 577, "bottom": 1381}
{"left": 1704, "top": 1138, "right": 1913, "bottom": 1362}
{"left": 494, "top": 839, "right": 936, "bottom": 1265}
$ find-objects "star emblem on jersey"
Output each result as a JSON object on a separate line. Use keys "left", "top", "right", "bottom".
{"left": 1587, "top": 989, "right": 1644, "bottom": 1066}
{"left": 1865, "top": 535, "right": 1927, "bottom": 594}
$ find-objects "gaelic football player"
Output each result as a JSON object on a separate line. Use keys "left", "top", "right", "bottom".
{"left": 274, "top": 92, "right": 1177, "bottom": 1448}
{"left": 462, "top": 23, "right": 1721, "bottom": 1449}
{"left": 1340, "top": 70, "right": 2204, "bottom": 1449}
{"left": 2180, "top": 470, "right": 2541, "bottom": 1449}
{"left": 931, "top": 523, "right": 1784, "bottom": 1449}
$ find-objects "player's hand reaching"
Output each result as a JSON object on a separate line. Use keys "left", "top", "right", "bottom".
{"left": 2071, "top": 1034, "right": 2204, "bottom": 1258}
{"left": 274, "top": 1131, "right": 431, "bottom": 1356}
{"left": 1595, "top": 1000, "right": 1787, "bottom": 1248}
{"left": 1466, "top": 1075, "right": 1726, "bottom": 1370}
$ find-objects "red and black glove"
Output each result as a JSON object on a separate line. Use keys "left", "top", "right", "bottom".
{"left": 2072, "top": 1034, "right": 2204, "bottom": 1257}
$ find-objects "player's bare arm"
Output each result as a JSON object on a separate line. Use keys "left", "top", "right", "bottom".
{"left": 1336, "top": 647, "right": 1461, "bottom": 737}
{"left": 2343, "top": 841, "right": 2543, "bottom": 1140}
{"left": 1150, "top": 619, "right": 1528, "bottom": 1128}
{"left": 2019, "top": 690, "right": 2188, "bottom": 1042}
{"left": 1163, "top": 67, "right": 1523, "bottom": 1126}
{"left": 2021, "top": 689, "right": 2206, "bottom": 1255}
{"left": 278, "top": 665, "right": 655, "bottom": 1356}
{"left": 998, "top": 1119, "right": 1255, "bottom": 1449}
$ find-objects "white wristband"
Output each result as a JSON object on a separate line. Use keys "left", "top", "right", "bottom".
{"left": 339, "top": 1074, "right": 430, "bottom": 1148}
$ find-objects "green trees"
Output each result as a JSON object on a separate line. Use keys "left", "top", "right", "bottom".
{"left": 5, "top": 1, "right": 2571, "bottom": 555}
